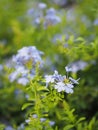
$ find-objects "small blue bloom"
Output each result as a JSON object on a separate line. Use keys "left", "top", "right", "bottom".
{"left": 40, "top": 118, "right": 46, "bottom": 122}
{"left": 65, "top": 66, "right": 72, "bottom": 72}
{"left": 34, "top": 18, "right": 41, "bottom": 24}
{"left": 9, "top": 71, "right": 19, "bottom": 82}
{"left": 17, "top": 77, "right": 29, "bottom": 86}
{"left": 5, "top": 126, "right": 13, "bottom": 130}
{"left": 27, "top": 8, "right": 34, "bottom": 15}
{"left": 69, "top": 77, "right": 80, "bottom": 84}
{"left": 49, "top": 121, "right": 55, "bottom": 126}
{"left": 69, "top": 60, "right": 88, "bottom": 73}
{"left": 38, "top": 3, "right": 47, "bottom": 9}
{"left": 46, "top": 8, "right": 56, "bottom": 15}
{"left": 54, "top": 82, "right": 66, "bottom": 92}
{"left": 45, "top": 75, "right": 55, "bottom": 87}
{"left": 94, "top": 18, "right": 98, "bottom": 25}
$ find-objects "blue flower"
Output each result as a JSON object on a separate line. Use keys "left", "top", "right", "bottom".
{"left": 38, "top": 3, "right": 47, "bottom": 9}
{"left": 45, "top": 75, "right": 55, "bottom": 87}
{"left": 12, "top": 46, "right": 43, "bottom": 66}
{"left": 9, "top": 71, "right": 19, "bottom": 82}
{"left": 53, "top": 70, "right": 64, "bottom": 82}
{"left": 69, "top": 60, "right": 88, "bottom": 73}
{"left": 54, "top": 82, "right": 66, "bottom": 92}
{"left": 49, "top": 121, "right": 55, "bottom": 126}
{"left": 65, "top": 66, "right": 72, "bottom": 72}
{"left": 43, "top": 7, "right": 61, "bottom": 27}
{"left": 44, "top": 13, "right": 61, "bottom": 27}
{"left": 40, "top": 118, "right": 46, "bottom": 122}
{"left": 27, "top": 8, "right": 34, "bottom": 15}
{"left": 69, "top": 77, "right": 80, "bottom": 84}
{"left": 64, "top": 83, "right": 74, "bottom": 93}
{"left": 9, "top": 46, "right": 44, "bottom": 86}
{"left": 17, "top": 77, "right": 29, "bottom": 86}
{"left": 9, "top": 66, "right": 29, "bottom": 82}
{"left": 46, "top": 8, "right": 56, "bottom": 15}
{"left": 54, "top": 82, "right": 74, "bottom": 93}
{"left": 94, "top": 18, "right": 98, "bottom": 25}
{"left": 45, "top": 67, "right": 79, "bottom": 93}
{"left": 5, "top": 126, "right": 13, "bottom": 130}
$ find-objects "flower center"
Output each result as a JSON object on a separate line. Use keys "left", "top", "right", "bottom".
{"left": 64, "top": 78, "right": 69, "bottom": 83}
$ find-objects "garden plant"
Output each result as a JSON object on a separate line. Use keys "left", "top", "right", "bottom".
{"left": 0, "top": 0, "right": 98, "bottom": 130}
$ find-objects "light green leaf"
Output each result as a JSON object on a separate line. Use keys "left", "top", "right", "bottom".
{"left": 76, "top": 37, "right": 84, "bottom": 42}
{"left": 88, "top": 117, "right": 96, "bottom": 130}
{"left": 63, "top": 124, "right": 74, "bottom": 130}
{"left": 76, "top": 117, "right": 86, "bottom": 124}
{"left": 22, "top": 103, "right": 32, "bottom": 110}
{"left": 37, "top": 86, "right": 49, "bottom": 92}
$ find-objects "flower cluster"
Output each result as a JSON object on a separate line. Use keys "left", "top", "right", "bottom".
{"left": 43, "top": 8, "right": 61, "bottom": 27}
{"left": 45, "top": 67, "right": 79, "bottom": 93}
{"left": 27, "top": 3, "right": 61, "bottom": 28}
{"left": 9, "top": 46, "right": 43, "bottom": 86}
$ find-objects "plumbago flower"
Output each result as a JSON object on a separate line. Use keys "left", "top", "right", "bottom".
{"left": 27, "top": 2, "right": 61, "bottom": 28}
{"left": 45, "top": 66, "right": 79, "bottom": 93}
{"left": 34, "top": 7, "right": 61, "bottom": 27}
{"left": 44, "top": 8, "right": 61, "bottom": 28}
{"left": 9, "top": 46, "right": 44, "bottom": 86}
{"left": 38, "top": 2, "right": 47, "bottom": 9}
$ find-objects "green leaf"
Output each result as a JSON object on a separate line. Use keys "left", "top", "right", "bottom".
{"left": 0, "top": 124, "right": 5, "bottom": 130}
{"left": 88, "top": 117, "right": 96, "bottom": 130}
{"left": 22, "top": 103, "right": 32, "bottom": 110}
{"left": 76, "top": 37, "right": 84, "bottom": 42}
{"left": 63, "top": 124, "right": 74, "bottom": 130}
{"left": 76, "top": 117, "right": 86, "bottom": 124}
{"left": 37, "top": 86, "right": 49, "bottom": 92}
